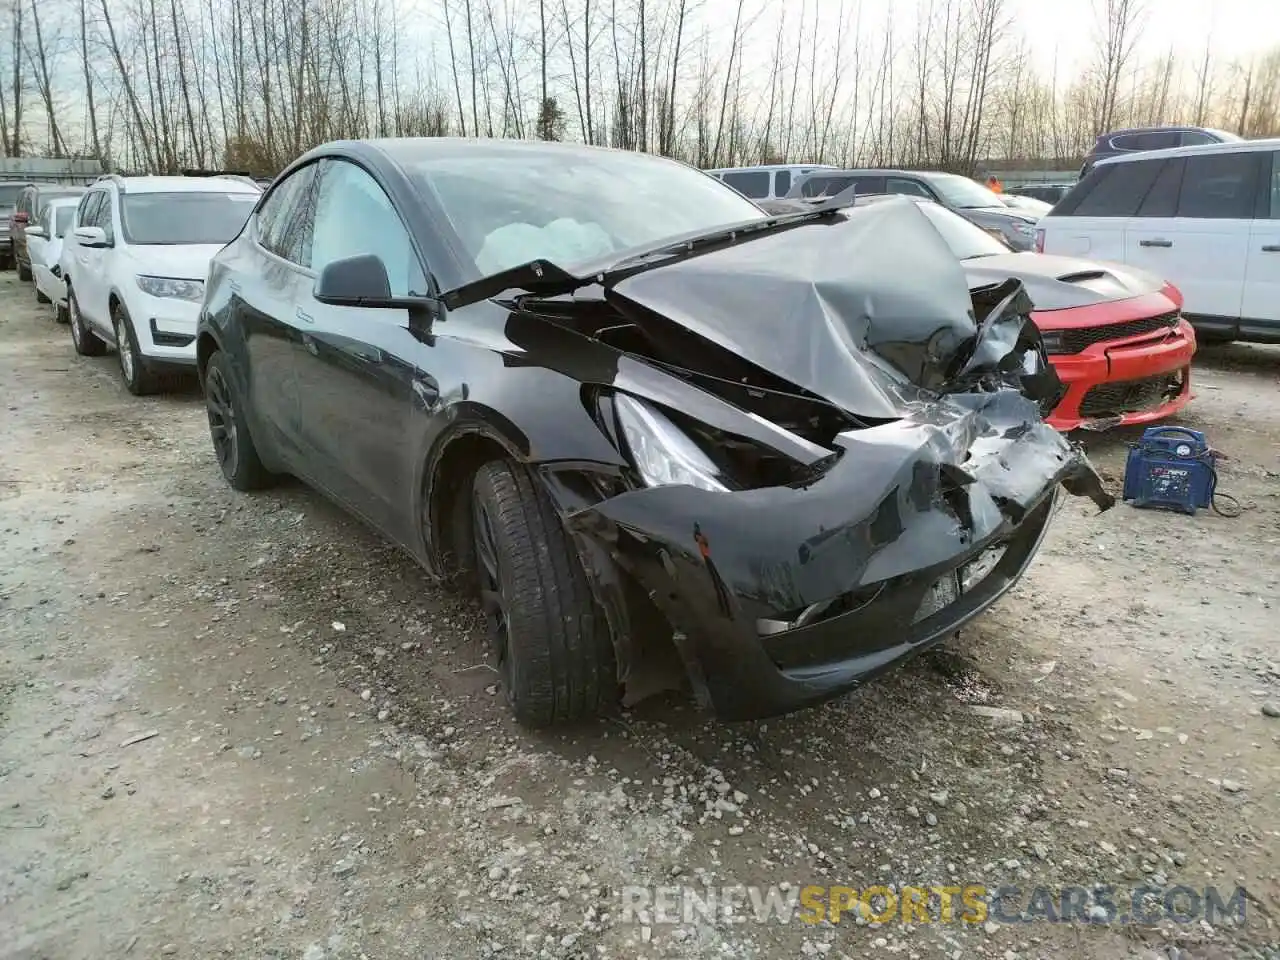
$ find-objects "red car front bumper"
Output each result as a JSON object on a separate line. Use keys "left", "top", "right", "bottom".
{"left": 1036, "top": 291, "right": 1197, "bottom": 432}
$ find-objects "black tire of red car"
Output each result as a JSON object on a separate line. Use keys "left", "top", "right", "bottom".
{"left": 113, "top": 304, "right": 160, "bottom": 396}
{"left": 68, "top": 287, "right": 105, "bottom": 357}
{"left": 469, "top": 459, "right": 618, "bottom": 727}
{"left": 17, "top": 260, "right": 31, "bottom": 281}
{"left": 203, "top": 350, "right": 274, "bottom": 492}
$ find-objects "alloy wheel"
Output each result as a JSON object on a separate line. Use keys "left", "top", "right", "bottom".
{"left": 116, "top": 316, "right": 135, "bottom": 384}
{"left": 205, "top": 366, "right": 239, "bottom": 479}
{"left": 70, "top": 298, "right": 83, "bottom": 348}
{"left": 471, "top": 489, "right": 512, "bottom": 692}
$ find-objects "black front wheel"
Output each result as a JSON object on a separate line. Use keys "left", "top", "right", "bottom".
{"left": 469, "top": 460, "right": 617, "bottom": 727}
{"left": 203, "top": 350, "right": 274, "bottom": 491}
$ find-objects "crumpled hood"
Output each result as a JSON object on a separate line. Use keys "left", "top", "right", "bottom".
{"left": 962, "top": 252, "right": 1166, "bottom": 312}
{"left": 609, "top": 199, "right": 1037, "bottom": 421}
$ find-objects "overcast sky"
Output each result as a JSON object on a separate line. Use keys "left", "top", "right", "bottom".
{"left": 1008, "top": 0, "right": 1279, "bottom": 74}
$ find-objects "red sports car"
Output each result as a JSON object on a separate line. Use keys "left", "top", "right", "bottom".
{"left": 893, "top": 197, "right": 1195, "bottom": 431}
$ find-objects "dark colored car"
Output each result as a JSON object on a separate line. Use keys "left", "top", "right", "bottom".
{"left": 1008, "top": 183, "right": 1072, "bottom": 205}
{"left": 11, "top": 182, "right": 86, "bottom": 280}
{"left": 1080, "top": 126, "right": 1240, "bottom": 179}
{"left": 0, "top": 180, "right": 32, "bottom": 268}
{"left": 785, "top": 169, "right": 1041, "bottom": 250}
{"left": 196, "top": 139, "right": 1112, "bottom": 727}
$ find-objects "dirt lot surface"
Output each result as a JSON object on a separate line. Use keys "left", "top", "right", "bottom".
{"left": 2, "top": 271, "right": 1279, "bottom": 960}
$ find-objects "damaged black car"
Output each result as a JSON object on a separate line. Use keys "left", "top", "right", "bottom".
{"left": 196, "top": 139, "right": 1113, "bottom": 727}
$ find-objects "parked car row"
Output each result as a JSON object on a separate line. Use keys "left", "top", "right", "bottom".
{"left": 15, "top": 173, "right": 262, "bottom": 394}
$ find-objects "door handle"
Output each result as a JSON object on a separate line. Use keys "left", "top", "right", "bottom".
{"left": 296, "top": 308, "right": 314, "bottom": 324}
{"left": 1263, "top": 245, "right": 1280, "bottom": 253}
{"left": 1139, "top": 239, "right": 1173, "bottom": 248}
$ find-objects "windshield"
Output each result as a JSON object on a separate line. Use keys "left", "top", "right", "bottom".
{"left": 36, "top": 190, "right": 83, "bottom": 214}
{"left": 53, "top": 205, "right": 75, "bottom": 237}
{"left": 404, "top": 150, "right": 766, "bottom": 277}
{"left": 926, "top": 174, "right": 1005, "bottom": 209}
{"left": 120, "top": 192, "right": 258, "bottom": 245}
{"left": 914, "top": 202, "right": 1012, "bottom": 259}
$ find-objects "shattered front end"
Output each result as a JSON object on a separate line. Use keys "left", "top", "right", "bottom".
{"left": 537, "top": 198, "right": 1114, "bottom": 719}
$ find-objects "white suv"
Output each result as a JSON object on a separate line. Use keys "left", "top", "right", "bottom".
{"left": 65, "top": 175, "right": 261, "bottom": 393}
{"left": 1036, "top": 138, "right": 1280, "bottom": 345}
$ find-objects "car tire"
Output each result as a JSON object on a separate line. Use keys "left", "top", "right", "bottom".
{"left": 55, "top": 302, "right": 69, "bottom": 324}
{"left": 35, "top": 284, "right": 50, "bottom": 304}
{"left": 470, "top": 459, "right": 617, "bottom": 727}
{"left": 17, "top": 260, "right": 31, "bottom": 281}
{"left": 113, "top": 304, "right": 160, "bottom": 396}
{"left": 203, "top": 350, "right": 274, "bottom": 492}
{"left": 68, "top": 287, "right": 105, "bottom": 357}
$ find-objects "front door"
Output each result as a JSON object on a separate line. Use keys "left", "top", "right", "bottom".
{"left": 293, "top": 158, "right": 431, "bottom": 540}
{"left": 1128, "top": 151, "right": 1262, "bottom": 337}
{"left": 1242, "top": 150, "right": 1280, "bottom": 341}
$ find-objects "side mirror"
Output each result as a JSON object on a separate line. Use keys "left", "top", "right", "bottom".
{"left": 25, "top": 225, "right": 46, "bottom": 238}
{"left": 314, "top": 253, "right": 433, "bottom": 310}
{"left": 74, "top": 226, "right": 109, "bottom": 248}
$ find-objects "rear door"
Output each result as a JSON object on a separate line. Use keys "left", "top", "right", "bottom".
{"left": 295, "top": 157, "right": 429, "bottom": 537}
{"left": 1043, "top": 158, "right": 1161, "bottom": 263}
{"left": 1242, "top": 149, "right": 1280, "bottom": 341}
{"left": 1128, "top": 150, "right": 1261, "bottom": 336}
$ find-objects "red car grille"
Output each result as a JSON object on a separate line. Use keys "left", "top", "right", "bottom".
{"left": 1058, "top": 311, "right": 1179, "bottom": 354}
{"left": 1078, "top": 370, "right": 1185, "bottom": 418}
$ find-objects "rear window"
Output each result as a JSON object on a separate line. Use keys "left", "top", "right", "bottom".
{"left": 1175, "top": 152, "right": 1261, "bottom": 219}
{"left": 720, "top": 171, "right": 771, "bottom": 199}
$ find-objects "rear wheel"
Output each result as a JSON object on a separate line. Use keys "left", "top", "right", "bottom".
{"left": 114, "top": 304, "right": 160, "bottom": 396}
{"left": 35, "top": 284, "right": 50, "bottom": 304}
{"left": 68, "top": 287, "right": 105, "bottom": 357}
{"left": 203, "top": 350, "right": 274, "bottom": 491}
{"left": 17, "top": 259, "right": 30, "bottom": 281}
{"left": 469, "top": 459, "right": 617, "bottom": 727}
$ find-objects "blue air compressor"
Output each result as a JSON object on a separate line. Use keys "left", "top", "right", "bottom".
{"left": 1121, "top": 426, "right": 1219, "bottom": 515}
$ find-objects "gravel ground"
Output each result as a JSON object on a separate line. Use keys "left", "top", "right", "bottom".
{"left": 1, "top": 271, "right": 1278, "bottom": 960}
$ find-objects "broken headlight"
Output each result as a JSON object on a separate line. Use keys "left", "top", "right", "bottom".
{"left": 614, "top": 394, "right": 728, "bottom": 493}
{"left": 1038, "top": 330, "right": 1064, "bottom": 354}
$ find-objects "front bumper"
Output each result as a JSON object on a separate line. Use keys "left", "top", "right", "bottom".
{"left": 1044, "top": 318, "right": 1196, "bottom": 431}
{"left": 130, "top": 292, "right": 200, "bottom": 365}
{"left": 563, "top": 392, "right": 1111, "bottom": 720}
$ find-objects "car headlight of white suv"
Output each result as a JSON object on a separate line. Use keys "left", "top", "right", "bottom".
{"left": 136, "top": 275, "right": 205, "bottom": 302}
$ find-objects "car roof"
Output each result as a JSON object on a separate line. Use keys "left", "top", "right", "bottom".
{"left": 110, "top": 175, "right": 261, "bottom": 194}
{"left": 1095, "top": 136, "right": 1280, "bottom": 167}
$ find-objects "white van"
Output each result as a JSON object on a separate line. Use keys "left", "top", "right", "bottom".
{"left": 706, "top": 164, "right": 839, "bottom": 203}
{"left": 1036, "top": 138, "right": 1280, "bottom": 344}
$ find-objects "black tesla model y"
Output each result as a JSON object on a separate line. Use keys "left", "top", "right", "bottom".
{"left": 196, "top": 138, "right": 1112, "bottom": 727}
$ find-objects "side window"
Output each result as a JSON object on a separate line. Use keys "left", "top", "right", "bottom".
{"left": 886, "top": 177, "right": 932, "bottom": 199}
{"left": 79, "top": 192, "right": 103, "bottom": 228}
{"left": 1175, "top": 152, "right": 1261, "bottom": 219}
{"left": 852, "top": 176, "right": 887, "bottom": 195}
{"left": 1136, "top": 159, "right": 1184, "bottom": 217}
{"left": 1178, "top": 131, "right": 1216, "bottom": 147}
{"left": 257, "top": 164, "right": 319, "bottom": 267}
{"left": 310, "top": 159, "right": 424, "bottom": 297}
{"left": 1072, "top": 159, "right": 1162, "bottom": 216}
{"left": 97, "top": 192, "right": 116, "bottom": 243}
{"left": 720, "top": 171, "right": 770, "bottom": 199}
{"left": 773, "top": 170, "right": 791, "bottom": 197}
{"left": 1130, "top": 131, "right": 1179, "bottom": 151}
{"left": 18, "top": 189, "right": 34, "bottom": 216}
